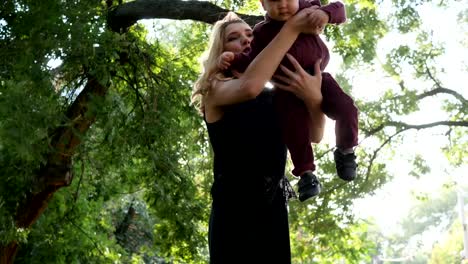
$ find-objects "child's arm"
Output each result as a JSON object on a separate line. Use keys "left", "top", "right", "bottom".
{"left": 308, "top": 0, "right": 347, "bottom": 25}
{"left": 228, "top": 23, "right": 268, "bottom": 74}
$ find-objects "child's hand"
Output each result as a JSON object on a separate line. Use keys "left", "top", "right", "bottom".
{"left": 217, "top": 51, "right": 235, "bottom": 70}
{"left": 308, "top": 9, "right": 329, "bottom": 34}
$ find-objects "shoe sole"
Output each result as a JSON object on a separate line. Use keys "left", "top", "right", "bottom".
{"left": 299, "top": 187, "right": 321, "bottom": 202}
{"left": 338, "top": 175, "right": 356, "bottom": 181}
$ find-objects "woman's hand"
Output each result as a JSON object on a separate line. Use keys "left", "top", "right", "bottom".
{"left": 271, "top": 54, "right": 322, "bottom": 105}
{"left": 308, "top": 9, "right": 330, "bottom": 34}
{"left": 271, "top": 54, "right": 325, "bottom": 143}
{"left": 286, "top": 6, "right": 323, "bottom": 35}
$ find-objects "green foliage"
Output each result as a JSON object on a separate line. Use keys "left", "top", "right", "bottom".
{"left": 236, "top": 0, "right": 263, "bottom": 14}
{"left": 332, "top": 1, "right": 466, "bottom": 262}
{"left": 409, "top": 154, "right": 431, "bottom": 179}
{"left": 216, "top": 0, "right": 248, "bottom": 11}
{"left": 75, "top": 25, "right": 210, "bottom": 262}
{"left": 1, "top": 0, "right": 209, "bottom": 262}
{"left": 289, "top": 217, "right": 378, "bottom": 263}
{"left": 401, "top": 187, "right": 457, "bottom": 237}
{"left": 0, "top": 0, "right": 107, "bottom": 244}
{"left": 329, "top": 0, "right": 387, "bottom": 65}
{"left": 390, "top": 0, "right": 448, "bottom": 33}
{"left": 384, "top": 33, "right": 444, "bottom": 82}
{"left": 285, "top": 142, "right": 389, "bottom": 262}
{"left": 444, "top": 131, "right": 468, "bottom": 167}
{"left": 1, "top": 0, "right": 466, "bottom": 263}
{"left": 15, "top": 180, "right": 127, "bottom": 264}
{"left": 429, "top": 221, "right": 464, "bottom": 264}
{"left": 374, "top": 183, "right": 465, "bottom": 262}
{"left": 391, "top": 0, "right": 422, "bottom": 33}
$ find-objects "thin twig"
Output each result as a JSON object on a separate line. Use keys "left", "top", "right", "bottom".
{"left": 65, "top": 215, "right": 105, "bottom": 256}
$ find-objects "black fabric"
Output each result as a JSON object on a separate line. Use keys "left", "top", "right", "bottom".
{"left": 206, "top": 89, "right": 291, "bottom": 263}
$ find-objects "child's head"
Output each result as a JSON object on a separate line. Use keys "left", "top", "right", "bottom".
{"left": 260, "top": 0, "right": 299, "bottom": 21}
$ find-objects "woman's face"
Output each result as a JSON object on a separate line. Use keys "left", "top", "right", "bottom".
{"left": 223, "top": 22, "right": 253, "bottom": 53}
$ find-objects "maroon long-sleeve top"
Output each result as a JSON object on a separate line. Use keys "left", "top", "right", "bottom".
{"left": 230, "top": 0, "right": 346, "bottom": 75}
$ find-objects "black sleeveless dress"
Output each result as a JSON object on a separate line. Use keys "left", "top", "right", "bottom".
{"left": 206, "top": 89, "right": 292, "bottom": 264}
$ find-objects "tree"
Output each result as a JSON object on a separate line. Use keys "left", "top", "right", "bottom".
{"left": 1, "top": 0, "right": 466, "bottom": 263}
{"left": 377, "top": 183, "right": 463, "bottom": 263}
{"left": 429, "top": 220, "right": 465, "bottom": 264}
{"left": 0, "top": 1, "right": 211, "bottom": 262}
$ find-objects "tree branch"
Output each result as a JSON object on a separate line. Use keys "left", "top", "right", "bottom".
{"left": 364, "top": 120, "right": 468, "bottom": 137}
{"left": 417, "top": 87, "right": 468, "bottom": 105}
{"left": 107, "top": 0, "right": 263, "bottom": 32}
{"left": 65, "top": 215, "right": 105, "bottom": 257}
{"left": 16, "top": 75, "right": 108, "bottom": 229}
{"left": 360, "top": 120, "right": 468, "bottom": 186}
{"left": 364, "top": 131, "right": 399, "bottom": 183}
{"left": 420, "top": 66, "right": 467, "bottom": 104}
{"left": 390, "top": 63, "right": 467, "bottom": 106}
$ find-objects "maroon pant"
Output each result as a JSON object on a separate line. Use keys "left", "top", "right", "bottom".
{"left": 274, "top": 72, "right": 358, "bottom": 176}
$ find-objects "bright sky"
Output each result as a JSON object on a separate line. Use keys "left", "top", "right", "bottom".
{"left": 324, "top": 1, "right": 468, "bottom": 240}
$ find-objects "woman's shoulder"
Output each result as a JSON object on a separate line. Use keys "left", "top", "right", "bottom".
{"left": 204, "top": 74, "right": 231, "bottom": 123}
{"left": 209, "top": 71, "right": 235, "bottom": 88}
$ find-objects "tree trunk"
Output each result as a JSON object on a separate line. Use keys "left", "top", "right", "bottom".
{"left": 0, "top": 77, "right": 107, "bottom": 264}
{"left": 0, "top": 243, "right": 18, "bottom": 264}
{"left": 1, "top": 187, "right": 57, "bottom": 263}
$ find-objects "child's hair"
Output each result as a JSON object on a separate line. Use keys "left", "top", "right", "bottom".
{"left": 192, "top": 12, "right": 246, "bottom": 114}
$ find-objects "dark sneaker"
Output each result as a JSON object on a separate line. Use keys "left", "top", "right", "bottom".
{"left": 298, "top": 171, "right": 321, "bottom": 202}
{"left": 334, "top": 149, "right": 357, "bottom": 181}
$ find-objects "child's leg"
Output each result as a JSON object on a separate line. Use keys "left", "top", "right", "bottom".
{"left": 320, "top": 72, "right": 358, "bottom": 149}
{"left": 274, "top": 89, "right": 321, "bottom": 201}
{"left": 320, "top": 72, "right": 358, "bottom": 181}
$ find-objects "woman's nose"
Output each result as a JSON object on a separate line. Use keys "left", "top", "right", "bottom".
{"left": 241, "top": 36, "right": 251, "bottom": 45}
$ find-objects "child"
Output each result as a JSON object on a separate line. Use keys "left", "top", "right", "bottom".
{"left": 219, "top": 0, "right": 358, "bottom": 202}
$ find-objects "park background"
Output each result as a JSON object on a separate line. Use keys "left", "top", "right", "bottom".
{"left": 0, "top": 0, "right": 467, "bottom": 263}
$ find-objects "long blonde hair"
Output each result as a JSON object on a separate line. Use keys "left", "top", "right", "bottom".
{"left": 192, "top": 12, "right": 247, "bottom": 114}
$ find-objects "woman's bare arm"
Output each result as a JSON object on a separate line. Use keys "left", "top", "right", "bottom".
{"left": 208, "top": 7, "right": 319, "bottom": 108}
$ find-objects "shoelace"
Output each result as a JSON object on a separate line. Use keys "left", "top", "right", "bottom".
{"left": 265, "top": 176, "right": 298, "bottom": 204}
{"left": 280, "top": 177, "right": 297, "bottom": 202}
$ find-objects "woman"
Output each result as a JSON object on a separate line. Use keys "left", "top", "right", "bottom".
{"left": 192, "top": 10, "right": 325, "bottom": 263}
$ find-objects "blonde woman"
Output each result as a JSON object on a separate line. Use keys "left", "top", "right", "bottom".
{"left": 193, "top": 10, "right": 325, "bottom": 263}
